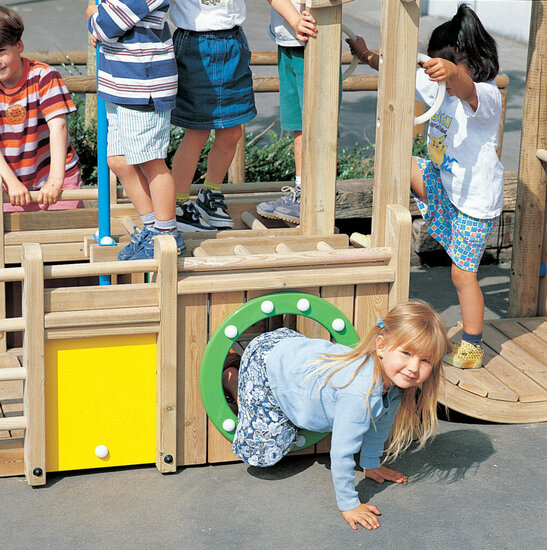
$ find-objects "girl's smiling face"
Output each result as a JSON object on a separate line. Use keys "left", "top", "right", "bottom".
{"left": 376, "top": 335, "right": 434, "bottom": 390}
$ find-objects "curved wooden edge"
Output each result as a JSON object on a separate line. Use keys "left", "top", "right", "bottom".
{"left": 438, "top": 378, "right": 547, "bottom": 424}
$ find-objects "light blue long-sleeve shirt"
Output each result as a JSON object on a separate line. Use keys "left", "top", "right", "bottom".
{"left": 266, "top": 337, "right": 402, "bottom": 511}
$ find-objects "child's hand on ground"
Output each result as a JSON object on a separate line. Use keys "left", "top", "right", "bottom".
{"left": 421, "top": 57, "right": 458, "bottom": 82}
{"left": 37, "top": 178, "right": 63, "bottom": 210}
{"left": 294, "top": 11, "right": 317, "bottom": 42}
{"left": 6, "top": 179, "right": 31, "bottom": 207}
{"left": 364, "top": 466, "right": 408, "bottom": 483}
{"left": 341, "top": 503, "right": 381, "bottom": 530}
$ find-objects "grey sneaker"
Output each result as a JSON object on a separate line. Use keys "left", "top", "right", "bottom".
{"left": 256, "top": 186, "right": 297, "bottom": 219}
{"left": 195, "top": 188, "right": 234, "bottom": 229}
{"left": 270, "top": 185, "right": 300, "bottom": 224}
{"left": 176, "top": 200, "right": 215, "bottom": 232}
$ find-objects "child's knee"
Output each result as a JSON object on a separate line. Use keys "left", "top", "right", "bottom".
{"left": 215, "top": 125, "right": 242, "bottom": 148}
{"left": 451, "top": 264, "right": 478, "bottom": 289}
{"left": 107, "top": 155, "right": 129, "bottom": 176}
{"left": 184, "top": 129, "right": 211, "bottom": 149}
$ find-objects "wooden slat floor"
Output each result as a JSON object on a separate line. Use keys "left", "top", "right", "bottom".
{"left": 2, "top": 318, "right": 546, "bottom": 478}
{"left": 440, "top": 318, "right": 547, "bottom": 423}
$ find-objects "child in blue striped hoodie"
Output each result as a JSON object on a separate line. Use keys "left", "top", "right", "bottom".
{"left": 87, "top": 0, "right": 185, "bottom": 260}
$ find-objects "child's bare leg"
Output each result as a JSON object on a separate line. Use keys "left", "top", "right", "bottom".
{"left": 171, "top": 129, "right": 211, "bottom": 195}
{"left": 293, "top": 130, "right": 302, "bottom": 179}
{"left": 451, "top": 264, "right": 484, "bottom": 334}
{"left": 108, "top": 155, "right": 153, "bottom": 216}
{"left": 411, "top": 157, "right": 427, "bottom": 200}
{"left": 205, "top": 125, "right": 243, "bottom": 185}
{"left": 138, "top": 159, "right": 176, "bottom": 222}
{"left": 222, "top": 367, "right": 239, "bottom": 405}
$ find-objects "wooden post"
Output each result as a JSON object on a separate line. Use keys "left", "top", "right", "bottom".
{"left": 154, "top": 235, "right": 177, "bottom": 472}
{"left": 508, "top": 1, "right": 547, "bottom": 317}
{"left": 228, "top": 124, "right": 246, "bottom": 183}
{"left": 0, "top": 177, "right": 5, "bottom": 353}
{"left": 371, "top": 0, "right": 420, "bottom": 246}
{"left": 385, "top": 204, "right": 412, "bottom": 307}
{"left": 300, "top": 0, "right": 353, "bottom": 235}
{"left": 21, "top": 243, "right": 46, "bottom": 486}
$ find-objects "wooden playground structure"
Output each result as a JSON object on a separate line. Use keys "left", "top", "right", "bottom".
{"left": 0, "top": 0, "right": 545, "bottom": 486}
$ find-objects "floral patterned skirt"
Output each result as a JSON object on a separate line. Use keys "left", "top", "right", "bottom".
{"left": 232, "top": 328, "right": 301, "bottom": 467}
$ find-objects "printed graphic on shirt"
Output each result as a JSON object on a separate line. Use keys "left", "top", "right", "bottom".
{"left": 428, "top": 112, "right": 458, "bottom": 174}
{"left": 6, "top": 103, "right": 26, "bottom": 124}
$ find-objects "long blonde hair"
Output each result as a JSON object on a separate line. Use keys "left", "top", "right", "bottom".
{"left": 313, "top": 299, "right": 452, "bottom": 462}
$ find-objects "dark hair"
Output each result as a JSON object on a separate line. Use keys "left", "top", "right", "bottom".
{"left": 0, "top": 5, "right": 24, "bottom": 47}
{"left": 427, "top": 3, "right": 499, "bottom": 82}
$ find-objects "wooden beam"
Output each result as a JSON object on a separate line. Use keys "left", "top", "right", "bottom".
{"left": 371, "top": 0, "right": 420, "bottom": 246}
{"left": 21, "top": 244, "right": 46, "bottom": 486}
{"left": 300, "top": 2, "right": 342, "bottom": 235}
{"left": 154, "top": 236, "right": 178, "bottom": 473}
{"left": 508, "top": 0, "right": 547, "bottom": 317}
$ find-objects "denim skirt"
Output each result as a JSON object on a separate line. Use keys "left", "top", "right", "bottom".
{"left": 171, "top": 26, "right": 257, "bottom": 130}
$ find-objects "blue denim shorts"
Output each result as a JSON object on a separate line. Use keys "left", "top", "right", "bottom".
{"left": 414, "top": 157, "right": 496, "bottom": 272}
{"left": 171, "top": 27, "right": 257, "bottom": 130}
{"left": 232, "top": 328, "right": 301, "bottom": 467}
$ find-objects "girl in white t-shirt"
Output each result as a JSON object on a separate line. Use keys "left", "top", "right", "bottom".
{"left": 347, "top": 4, "right": 503, "bottom": 369}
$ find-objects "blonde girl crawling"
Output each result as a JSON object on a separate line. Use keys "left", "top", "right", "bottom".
{"left": 222, "top": 300, "right": 451, "bottom": 530}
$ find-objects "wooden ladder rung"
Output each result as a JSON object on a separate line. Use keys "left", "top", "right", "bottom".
{"left": 275, "top": 243, "right": 292, "bottom": 254}
{"left": 241, "top": 211, "right": 267, "bottom": 230}
{"left": 316, "top": 241, "right": 334, "bottom": 251}
{"left": 0, "top": 416, "right": 27, "bottom": 431}
{"left": 536, "top": 149, "right": 547, "bottom": 163}
{"left": 0, "top": 318, "right": 25, "bottom": 332}
{"left": 0, "top": 367, "right": 27, "bottom": 381}
{"left": 234, "top": 244, "right": 253, "bottom": 256}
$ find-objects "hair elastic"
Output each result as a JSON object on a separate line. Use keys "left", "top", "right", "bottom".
{"left": 376, "top": 317, "right": 385, "bottom": 329}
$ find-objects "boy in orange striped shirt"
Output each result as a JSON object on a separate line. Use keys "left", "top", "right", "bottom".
{"left": 0, "top": 5, "right": 82, "bottom": 211}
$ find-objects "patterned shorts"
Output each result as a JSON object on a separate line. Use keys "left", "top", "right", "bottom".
{"left": 232, "top": 328, "right": 301, "bottom": 467}
{"left": 414, "top": 157, "right": 496, "bottom": 272}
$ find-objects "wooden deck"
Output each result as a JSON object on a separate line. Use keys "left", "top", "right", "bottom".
{"left": 1, "top": 318, "right": 546, "bottom": 477}
{"left": 440, "top": 318, "right": 547, "bottom": 423}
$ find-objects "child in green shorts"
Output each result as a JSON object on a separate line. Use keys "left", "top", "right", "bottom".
{"left": 256, "top": 1, "right": 317, "bottom": 224}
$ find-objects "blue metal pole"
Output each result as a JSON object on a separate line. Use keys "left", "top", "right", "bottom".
{"left": 94, "top": 0, "right": 115, "bottom": 285}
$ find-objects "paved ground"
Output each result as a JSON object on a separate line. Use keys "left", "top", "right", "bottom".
{"left": 2, "top": 3, "right": 544, "bottom": 549}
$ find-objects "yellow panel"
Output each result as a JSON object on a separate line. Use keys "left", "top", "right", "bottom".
{"left": 45, "top": 334, "right": 156, "bottom": 472}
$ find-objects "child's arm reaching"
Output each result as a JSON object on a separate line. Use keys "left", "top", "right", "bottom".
{"left": 36, "top": 115, "right": 68, "bottom": 209}
{"left": 345, "top": 35, "right": 379, "bottom": 71}
{"left": 267, "top": 0, "right": 317, "bottom": 42}
{"left": 421, "top": 58, "right": 478, "bottom": 111}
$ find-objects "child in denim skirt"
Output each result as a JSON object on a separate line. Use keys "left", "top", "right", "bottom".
{"left": 222, "top": 300, "right": 451, "bottom": 530}
{"left": 169, "top": 0, "right": 314, "bottom": 232}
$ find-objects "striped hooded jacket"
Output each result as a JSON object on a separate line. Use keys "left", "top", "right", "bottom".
{"left": 87, "top": 0, "right": 177, "bottom": 110}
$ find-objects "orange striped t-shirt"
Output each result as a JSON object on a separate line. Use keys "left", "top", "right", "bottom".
{"left": 0, "top": 58, "right": 79, "bottom": 189}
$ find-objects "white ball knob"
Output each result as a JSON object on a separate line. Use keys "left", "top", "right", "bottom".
{"left": 295, "top": 435, "right": 306, "bottom": 448}
{"left": 261, "top": 300, "right": 274, "bottom": 314}
{"left": 332, "top": 318, "right": 345, "bottom": 332}
{"left": 297, "top": 298, "right": 310, "bottom": 312}
{"left": 100, "top": 236, "right": 116, "bottom": 246}
{"left": 95, "top": 445, "right": 109, "bottom": 458}
{"left": 224, "top": 325, "right": 238, "bottom": 339}
{"left": 222, "top": 418, "right": 236, "bottom": 432}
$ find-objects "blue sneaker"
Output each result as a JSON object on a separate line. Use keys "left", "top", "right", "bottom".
{"left": 129, "top": 228, "right": 186, "bottom": 260}
{"left": 270, "top": 185, "right": 300, "bottom": 224}
{"left": 256, "top": 186, "right": 297, "bottom": 219}
{"left": 118, "top": 226, "right": 151, "bottom": 261}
